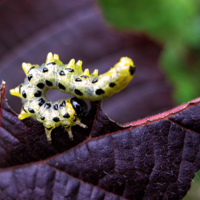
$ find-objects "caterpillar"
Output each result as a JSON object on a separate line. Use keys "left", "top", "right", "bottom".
{"left": 10, "top": 53, "right": 136, "bottom": 142}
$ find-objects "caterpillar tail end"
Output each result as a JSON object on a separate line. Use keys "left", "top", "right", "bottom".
{"left": 10, "top": 86, "right": 21, "bottom": 98}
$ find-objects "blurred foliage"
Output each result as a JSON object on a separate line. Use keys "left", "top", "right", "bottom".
{"left": 99, "top": 0, "right": 200, "bottom": 104}
{"left": 182, "top": 170, "right": 200, "bottom": 200}
{"left": 99, "top": 0, "right": 200, "bottom": 199}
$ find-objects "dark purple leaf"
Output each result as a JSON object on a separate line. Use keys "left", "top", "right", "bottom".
{"left": 47, "top": 100, "right": 200, "bottom": 200}
{"left": 1, "top": 81, "right": 200, "bottom": 199}
{"left": 0, "top": 163, "right": 126, "bottom": 200}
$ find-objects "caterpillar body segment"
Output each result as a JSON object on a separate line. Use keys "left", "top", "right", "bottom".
{"left": 10, "top": 53, "right": 136, "bottom": 142}
{"left": 11, "top": 81, "right": 88, "bottom": 142}
{"left": 22, "top": 53, "right": 136, "bottom": 101}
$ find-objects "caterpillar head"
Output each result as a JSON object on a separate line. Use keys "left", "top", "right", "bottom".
{"left": 104, "top": 57, "right": 136, "bottom": 94}
{"left": 116, "top": 57, "right": 136, "bottom": 76}
{"left": 71, "top": 97, "right": 88, "bottom": 117}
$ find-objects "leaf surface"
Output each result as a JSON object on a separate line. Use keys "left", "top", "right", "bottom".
{"left": 1, "top": 82, "right": 200, "bottom": 199}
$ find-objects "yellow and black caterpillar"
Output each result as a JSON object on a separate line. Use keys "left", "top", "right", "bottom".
{"left": 10, "top": 53, "right": 135, "bottom": 142}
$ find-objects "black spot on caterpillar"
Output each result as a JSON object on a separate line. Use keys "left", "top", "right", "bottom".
{"left": 92, "top": 77, "right": 98, "bottom": 83}
{"left": 109, "top": 82, "right": 116, "bottom": 88}
{"left": 46, "top": 80, "right": 53, "bottom": 87}
{"left": 95, "top": 89, "right": 105, "bottom": 95}
{"left": 37, "top": 83, "right": 45, "bottom": 89}
{"left": 53, "top": 104, "right": 58, "bottom": 110}
{"left": 34, "top": 91, "right": 42, "bottom": 97}
{"left": 74, "top": 89, "right": 83, "bottom": 96}
{"left": 43, "top": 68, "right": 48, "bottom": 73}
{"left": 28, "top": 74, "right": 33, "bottom": 81}
{"left": 53, "top": 117, "right": 60, "bottom": 122}
{"left": 10, "top": 53, "right": 136, "bottom": 142}
{"left": 44, "top": 103, "right": 51, "bottom": 109}
{"left": 22, "top": 91, "right": 27, "bottom": 98}
{"left": 38, "top": 98, "right": 45, "bottom": 106}
{"left": 58, "top": 83, "right": 66, "bottom": 90}
{"left": 59, "top": 71, "right": 65, "bottom": 76}
{"left": 28, "top": 108, "right": 35, "bottom": 113}
{"left": 75, "top": 78, "right": 82, "bottom": 82}
{"left": 63, "top": 113, "right": 70, "bottom": 118}
{"left": 41, "top": 116, "right": 45, "bottom": 120}
{"left": 60, "top": 100, "right": 66, "bottom": 109}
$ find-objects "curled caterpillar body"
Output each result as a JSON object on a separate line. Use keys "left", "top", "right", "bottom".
{"left": 18, "top": 53, "right": 136, "bottom": 101}
{"left": 10, "top": 53, "right": 135, "bottom": 142}
{"left": 11, "top": 80, "right": 88, "bottom": 142}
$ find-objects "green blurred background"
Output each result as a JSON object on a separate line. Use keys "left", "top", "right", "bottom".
{"left": 99, "top": 0, "right": 200, "bottom": 199}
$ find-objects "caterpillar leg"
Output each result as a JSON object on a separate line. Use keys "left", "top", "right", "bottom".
{"left": 65, "top": 120, "right": 87, "bottom": 140}
{"left": 45, "top": 128, "right": 53, "bottom": 143}
{"left": 66, "top": 126, "right": 73, "bottom": 140}
{"left": 76, "top": 120, "right": 88, "bottom": 129}
{"left": 45, "top": 127, "right": 74, "bottom": 142}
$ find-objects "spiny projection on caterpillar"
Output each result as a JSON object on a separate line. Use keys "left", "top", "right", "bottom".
{"left": 10, "top": 53, "right": 136, "bottom": 142}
